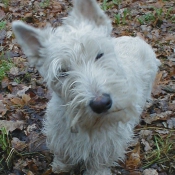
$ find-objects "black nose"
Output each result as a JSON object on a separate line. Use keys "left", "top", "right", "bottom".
{"left": 89, "top": 93, "right": 112, "bottom": 114}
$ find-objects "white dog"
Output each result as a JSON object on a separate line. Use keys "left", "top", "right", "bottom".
{"left": 12, "top": 0, "right": 160, "bottom": 174}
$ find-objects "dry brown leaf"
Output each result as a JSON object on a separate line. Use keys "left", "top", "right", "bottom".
{"left": 41, "top": 168, "right": 52, "bottom": 175}
{"left": 22, "top": 94, "right": 31, "bottom": 104}
{"left": 126, "top": 144, "right": 141, "bottom": 170}
{"left": 164, "top": 34, "right": 175, "bottom": 41}
{"left": 10, "top": 67, "right": 19, "bottom": 76}
{"left": 11, "top": 137, "right": 27, "bottom": 151}
{"left": 11, "top": 97, "right": 25, "bottom": 106}
{"left": 27, "top": 160, "right": 38, "bottom": 173}
{"left": 167, "top": 118, "right": 175, "bottom": 129}
{"left": 27, "top": 171, "right": 34, "bottom": 175}
{"left": 13, "top": 159, "right": 28, "bottom": 171}
{"left": 152, "top": 71, "right": 163, "bottom": 97}
{"left": 129, "top": 171, "right": 141, "bottom": 175}
{"left": 51, "top": 1, "right": 62, "bottom": 13}
{"left": 152, "top": 0, "right": 164, "bottom": 8}
{"left": 17, "top": 86, "right": 31, "bottom": 97}
{"left": 0, "top": 100, "right": 7, "bottom": 116}
{"left": 153, "top": 71, "right": 163, "bottom": 87}
{"left": 137, "top": 32, "right": 146, "bottom": 41}
{"left": 28, "top": 132, "right": 47, "bottom": 152}
{"left": 155, "top": 129, "right": 169, "bottom": 134}
{"left": 141, "top": 139, "right": 152, "bottom": 152}
{"left": 27, "top": 124, "right": 37, "bottom": 134}
{"left": 24, "top": 12, "right": 33, "bottom": 18}
{"left": 0, "top": 120, "right": 24, "bottom": 132}
{"left": 1, "top": 77, "right": 9, "bottom": 88}
{"left": 152, "top": 85, "right": 162, "bottom": 97}
{"left": 143, "top": 168, "right": 158, "bottom": 175}
{"left": 0, "top": 9, "right": 5, "bottom": 20}
{"left": 144, "top": 111, "right": 172, "bottom": 124}
{"left": 168, "top": 103, "right": 175, "bottom": 112}
{"left": 139, "top": 130, "right": 153, "bottom": 138}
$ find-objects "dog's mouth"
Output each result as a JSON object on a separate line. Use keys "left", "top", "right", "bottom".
{"left": 96, "top": 107, "right": 125, "bottom": 118}
{"left": 104, "top": 108, "right": 124, "bottom": 115}
{"left": 70, "top": 108, "right": 125, "bottom": 134}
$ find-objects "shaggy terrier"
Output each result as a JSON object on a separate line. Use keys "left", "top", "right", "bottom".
{"left": 12, "top": 0, "right": 160, "bottom": 174}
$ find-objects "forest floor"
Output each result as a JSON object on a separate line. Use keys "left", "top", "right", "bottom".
{"left": 0, "top": 0, "right": 175, "bottom": 174}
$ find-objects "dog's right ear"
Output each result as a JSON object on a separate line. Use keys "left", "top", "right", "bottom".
{"left": 12, "top": 21, "right": 45, "bottom": 67}
{"left": 71, "top": 0, "right": 112, "bottom": 34}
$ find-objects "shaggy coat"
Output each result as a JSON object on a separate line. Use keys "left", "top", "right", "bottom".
{"left": 12, "top": 0, "right": 160, "bottom": 174}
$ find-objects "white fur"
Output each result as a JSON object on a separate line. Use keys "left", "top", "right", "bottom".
{"left": 12, "top": 0, "right": 160, "bottom": 174}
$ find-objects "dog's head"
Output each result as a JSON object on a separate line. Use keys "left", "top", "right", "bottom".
{"left": 12, "top": 0, "right": 137, "bottom": 131}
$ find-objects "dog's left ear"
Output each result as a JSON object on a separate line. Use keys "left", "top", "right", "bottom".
{"left": 72, "top": 0, "right": 112, "bottom": 33}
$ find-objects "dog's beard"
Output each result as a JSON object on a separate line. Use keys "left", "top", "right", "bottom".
{"left": 67, "top": 104, "right": 130, "bottom": 134}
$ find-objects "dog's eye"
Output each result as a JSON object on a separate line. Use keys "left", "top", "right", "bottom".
{"left": 95, "top": 53, "right": 104, "bottom": 60}
{"left": 59, "top": 69, "right": 68, "bottom": 77}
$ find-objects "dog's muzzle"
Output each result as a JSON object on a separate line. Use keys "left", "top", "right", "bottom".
{"left": 89, "top": 93, "right": 112, "bottom": 114}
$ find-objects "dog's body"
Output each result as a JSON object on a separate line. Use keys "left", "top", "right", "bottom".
{"left": 12, "top": 0, "right": 160, "bottom": 174}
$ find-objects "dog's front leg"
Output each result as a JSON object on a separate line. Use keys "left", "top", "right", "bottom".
{"left": 51, "top": 155, "right": 73, "bottom": 173}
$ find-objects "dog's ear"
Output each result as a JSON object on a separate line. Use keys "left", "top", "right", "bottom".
{"left": 72, "top": 0, "right": 112, "bottom": 33}
{"left": 12, "top": 21, "right": 45, "bottom": 67}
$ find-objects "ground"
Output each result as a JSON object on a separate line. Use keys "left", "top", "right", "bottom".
{"left": 0, "top": 0, "right": 175, "bottom": 175}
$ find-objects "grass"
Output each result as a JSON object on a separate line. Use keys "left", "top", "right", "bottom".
{"left": 1, "top": 0, "right": 9, "bottom": 8}
{"left": 101, "top": 0, "right": 112, "bottom": 11}
{"left": 138, "top": 7, "right": 175, "bottom": 25}
{"left": 143, "top": 133, "right": 175, "bottom": 172}
{"left": 39, "top": 0, "right": 50, "bottom": 8}
{"left": 101, "top": 0, "right": 122, "bottom": 11}
{"left": 166, "top": 7, "right": 175, "bottom": 23}
{"left": 0, "top": 21, "right": 6, "bottom": 30}
{"left": 138, "top": 13, "right": 155, "bottom": 25}
{"left": 24, "top": 72, "right": 31, "bottom": 82}
{"left": 114, "top": 8, "right": 130, "bottom": 25}
{"left": 102, "top": 1, "right": 175, "bottom": 26}
{"left": 0, "top": 127, "right": 12, "bottom": 172}
{"left": 0, "top": 56, "right": 14, "bottom": 81}
{"left": 102, "top": 2, "right": 175, "bottom": 25}
{"left": 14, "top": 77, "right": 21, "bottom": 84}
{"left": 166, "top": 7, "right": 173, "bottom": 18}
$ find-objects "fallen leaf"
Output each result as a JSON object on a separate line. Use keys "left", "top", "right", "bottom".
{"left": 6, "top": 30, "right": 13, "bottom": 38}
{"left": 141, "top": 139, "right": 152, "bottom": 152}
{"left": 139, "top": 130, "right": 153, "bottom": 138}
{"left": 17, "top": 86, "right": 31, "bottom": 97}
{"left": 143, "top": 168, "right": 158, "bottom": 175}
{"left": 164, "top": 34, "right": 175, "bottom": 41}
{"left": 0, "top": 120, "right": 24, "bottom": 132}
{"left": 126, "top": 144, "right": 141, "bottom": 170}
{"left": 167, "top": 118, "right": 175, "bottom": 129}
{"left": 10, "top": 67, "right": 19, "bottom": 76}
{"left": 11, "top": 97, "right": 25, "bottom": 106}
{"left": 41, "top": 168, "right": 52, "bottom": 175}
{"left": 11, "top": 137, "right": 27, "bottom": 151}
{"left": 144, "top": 111, "right": 172, "bottom": 124}
{"left": 1, "top": 77, "right": 9, "bottom": 88}
{"left": 0, "top": 9, "right": 5, "bottom": 20}
{"left": 155, "top": 129, "right": 169, "bottom": 134}
{"left": 27, "top": 160, "right": 38, "bottom": 173}
{"left": 28, "top": 132, "right": 48, "bottom": 152}
{"left": 27, "top": 171, "right": 34, "bottom": 175}
{"left": 14, "top": 159, "right": 28, "bottom": 170}
{"left": 152, "top": 0, "right": 164, "bottom": 9}
{"left": 152, "top": 71, "right": 163, "bottom": 97}
{"left": 27, "top": 124, "right": 37, "bottom": 134}
{"left": 0, "top": 100, "right": 7, "bottom": 116}
{"left": 0, "top": 29, "right": 6, "bottom": 41}
{"left": 22, "top": 94, "right": 31, "bottom": 104}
